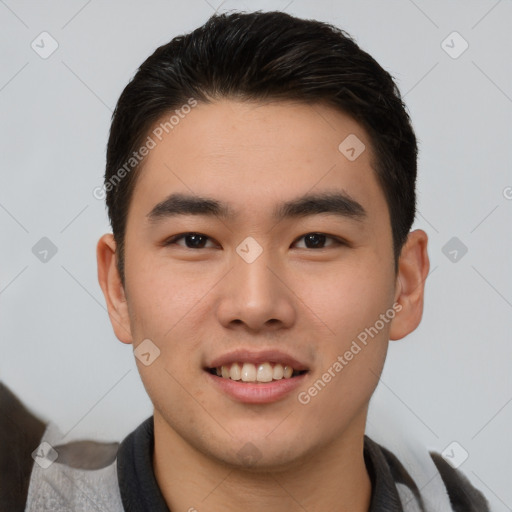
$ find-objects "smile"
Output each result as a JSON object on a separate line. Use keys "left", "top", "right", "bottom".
{"left": 205, "top": 349, "right": 310, "bottom": 403}
{"left": 208, "top": 362, "right": 307, "bottom": 383}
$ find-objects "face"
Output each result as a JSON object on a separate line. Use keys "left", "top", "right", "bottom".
{"left": 109, "top": 99, "right": 406, "bottom": 469}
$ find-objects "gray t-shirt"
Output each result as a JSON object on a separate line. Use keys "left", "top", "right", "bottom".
{"left": 23, "top": 416, "right": 491, "bottom": 511}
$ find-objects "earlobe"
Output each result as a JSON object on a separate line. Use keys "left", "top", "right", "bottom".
{"left": 96, "top": 233, "right": 133, "bottom": 344}
{"left": 389, "top": 229, "right": 430, "bottom": 341}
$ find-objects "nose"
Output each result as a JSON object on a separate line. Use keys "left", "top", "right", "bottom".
{"left": 215, "top": 245, "right": 296, "bottom": 333}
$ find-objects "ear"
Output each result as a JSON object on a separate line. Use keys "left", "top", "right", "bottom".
{"left": 389, "top": 229, "right": 430, "bottom": 341}
{"left": 96, "top": 233, "right": 133, "bottom": 344}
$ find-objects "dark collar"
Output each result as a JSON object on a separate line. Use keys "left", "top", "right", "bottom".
{"left": 117, "top": 416, "right": 169, "bottom": 511}
{"left": 117, "top": 416, "right": 416, "bottom": 512}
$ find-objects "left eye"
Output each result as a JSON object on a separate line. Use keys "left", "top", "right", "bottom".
{"left": 292, "top": 233, "right": 342, "bottom": 249}
{"left": 164, "top": 232, "right": 342, "bottom": 250}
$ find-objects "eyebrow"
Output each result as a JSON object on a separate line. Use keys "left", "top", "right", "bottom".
{"left": 146, "top": 191, "right": 367, "bottom": 224}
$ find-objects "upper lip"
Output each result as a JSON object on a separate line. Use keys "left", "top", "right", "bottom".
{"left": 206, "top": 349, "right": 310, "bottom": 372}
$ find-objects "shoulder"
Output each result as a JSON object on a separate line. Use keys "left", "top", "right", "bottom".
{"left": 366, "top": 434, "right": 491, "bottom": 512}
{"left": 428, "top": 450, "right": 491, "bottom": 512}
{"left": 0, "top": 381, "right": 120, "bottom": 512}
{"left": 0, "top": 381, "right": 47, "bottom": 512}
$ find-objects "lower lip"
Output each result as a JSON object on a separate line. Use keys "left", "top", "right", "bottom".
{"left": 206, "top": 371, "right": 308, "bottom": 404}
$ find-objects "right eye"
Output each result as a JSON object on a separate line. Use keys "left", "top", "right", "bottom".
{"left": 163, "top": 232, "right": 218, "bottom": 249}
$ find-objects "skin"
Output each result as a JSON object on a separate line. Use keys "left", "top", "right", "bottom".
{"left": 97, "top": 99, "right": 429, "bottom": 512}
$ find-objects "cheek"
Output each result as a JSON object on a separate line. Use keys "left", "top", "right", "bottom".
{"left": 295, "top": 259, "right": 394, "bottom": 343}
{"left": 298, "top": 347, "right": 386, "bottom": 444}
{"left": 297, "top": 289, "right": 391, "bottom": 435}
{"left": 126, "top": 266, "right": 211, "bottom": 411}
{"left": 293, "top": 259, "right": 393, "bottom": 410}
{"left": 125, "top": 260, "right": 200, "bottom": 338}
{"left": 125, "top": 261, "right": 217, "bottom": 384}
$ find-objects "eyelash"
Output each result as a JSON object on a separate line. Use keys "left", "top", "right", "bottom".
{"left": 162, "top": 232, "right": 347, "bottom": 250}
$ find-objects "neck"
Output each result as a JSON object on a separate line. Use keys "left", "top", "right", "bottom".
{"left": 152, "top": 411, "right": 372, "bottom": 512}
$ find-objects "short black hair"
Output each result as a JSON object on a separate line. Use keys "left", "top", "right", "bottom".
{"left": 104, "top": 10, "right": 418, "bottom": 285}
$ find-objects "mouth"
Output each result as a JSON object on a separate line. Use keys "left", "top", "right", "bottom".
{"left": 204, "top": 350, "right": 310, "bottom": 403}
{"left": 206, "top": 362, "right": 308, "bottom": 383}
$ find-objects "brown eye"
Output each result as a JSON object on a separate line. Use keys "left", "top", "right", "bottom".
{"left": 293, "top": 233, "right": 343, "bottom": 249}
{"left": 165, "top": 233, "right": 216, "bottom": 249}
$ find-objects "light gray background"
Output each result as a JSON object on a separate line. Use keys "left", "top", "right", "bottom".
{"left": 1, "top": 0, "right": 511, "bottom": 510}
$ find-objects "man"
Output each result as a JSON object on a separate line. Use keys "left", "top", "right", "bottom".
{"left": 5, "top": 10, "right": 489, "bottom": 512}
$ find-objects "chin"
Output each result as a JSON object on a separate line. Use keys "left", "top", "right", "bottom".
{"left": 219, "top": 444, "right": 310, "bottom": 473}
{"left": 203, "top": 429, "right": 316, "bottom": 472}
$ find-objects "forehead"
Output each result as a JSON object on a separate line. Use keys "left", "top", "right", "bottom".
{"left": 128, "top": 99, "right": 387, "bottom": 227}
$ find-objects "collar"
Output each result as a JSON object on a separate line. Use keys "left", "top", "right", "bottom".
{"left": 117, "top": 416, "right": 417, "bottom": 512}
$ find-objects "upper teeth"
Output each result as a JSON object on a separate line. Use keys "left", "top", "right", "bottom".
{"left": 215, "top": 362, "right": 296, "bottom": 382}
